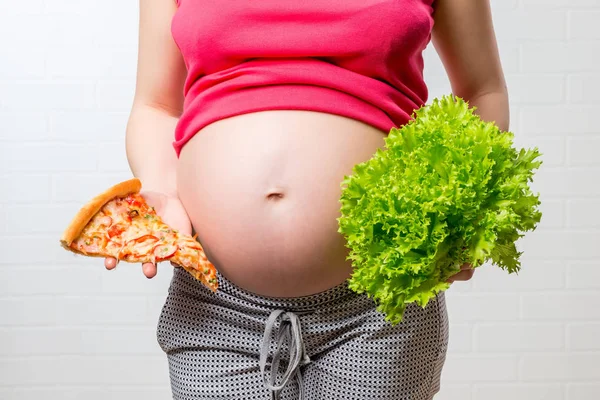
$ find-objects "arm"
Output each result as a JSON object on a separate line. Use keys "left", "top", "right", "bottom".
{"left": 430, "top": 0, "right": 509, "bottom": 282}
{"left": 105, "top": 0, "right": 189, "bottom": 277}
{"left": 431, "top": 0, "right": 510, "bottom": 132}
{"left": 126, "top": 0, "right": 187, "bottom": 196}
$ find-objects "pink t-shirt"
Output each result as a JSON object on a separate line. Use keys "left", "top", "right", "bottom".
{"left": 171, "top": 0, "right": 436, "bottom": 156}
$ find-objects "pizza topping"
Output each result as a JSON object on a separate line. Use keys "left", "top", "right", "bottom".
{"left": 144, "top": 213, "right": 156, "bottom": 222}
{"left": 128, "top": 209, "right": 139, "bottom": 218}
{"left": 75, "top": 241, "right": 95, "bottom": 254}
{"left": 125, "top": 194, "right": 143, "bottom": 208}
{"left": 131, "top": 234, "right": 159, "bottom": 243}
{"left": 156, "top": 232, "right": 177, "bottom": 243}
{"left": 129, "top": 243, "right": 158, "bottom": 257}
{"left": 105, "top": 201, "right": 130, "bottom": 217}
{"left": 153, "top": 243, "right": 178, "bottom": 261}
{"left": 184, "top": 241, "right": 203, "bottom": 251}
{"left": 74, "top": 233, "right": 105, "bottom": 255}
{"left": 126, "top": 234, "right": 160, "bottom": 258}
{"left": 107, "top": 224, "right": 127, "bottom": 239}
{"left": 98, "top": 216, "right": 113, "bottom": 226}
{"left": 83, "top": 235, "right": 102, "bottom": 245}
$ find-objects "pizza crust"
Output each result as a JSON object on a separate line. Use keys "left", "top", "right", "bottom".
{"left": 59, "top": 178, "right": 142, "bottom": 250}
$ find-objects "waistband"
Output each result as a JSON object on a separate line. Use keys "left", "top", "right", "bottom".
{"left": 172, "top": 267, "right": 360, "bottom": 313}
{"left": 217, "top": 269, "right": 360, "bottom": 312}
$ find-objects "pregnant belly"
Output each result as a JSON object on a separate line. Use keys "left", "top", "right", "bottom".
{"left": 177, "top": 110, "right": 388, "bottom": 297}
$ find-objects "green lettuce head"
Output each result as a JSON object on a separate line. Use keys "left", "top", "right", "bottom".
{"left": 337, "top": 94, "right": 542, "bottom": 325}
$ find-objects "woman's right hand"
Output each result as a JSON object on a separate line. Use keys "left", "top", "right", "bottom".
{"left": 103, "top": 191, "right": 193, "bottom": 279}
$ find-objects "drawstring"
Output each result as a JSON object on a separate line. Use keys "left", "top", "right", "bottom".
{"left": 259, "top": 310, "right": 311, "bottom": 399}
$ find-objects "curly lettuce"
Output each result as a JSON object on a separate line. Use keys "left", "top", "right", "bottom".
{"left": 337, "top": 94, "right": 543, "bottom": 325}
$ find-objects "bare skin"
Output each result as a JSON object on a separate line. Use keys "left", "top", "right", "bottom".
{"left": 106, "top": 0, "right": 508, "bottom": 296}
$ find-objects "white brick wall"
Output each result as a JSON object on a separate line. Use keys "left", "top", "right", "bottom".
{"left": 0, "top": 0, "right": 598, "bottom": 399}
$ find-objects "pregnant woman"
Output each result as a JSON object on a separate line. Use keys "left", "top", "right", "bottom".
{"left": 105, "top": 0, "right": 509, "bottom": 398}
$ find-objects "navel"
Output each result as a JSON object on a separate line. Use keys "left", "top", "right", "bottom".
{"left": 265, "top": 188, "right": 286, "bottom": 201}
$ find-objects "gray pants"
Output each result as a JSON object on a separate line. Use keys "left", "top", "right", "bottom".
{"left": 157, "top": 268, "right": 449, "bottom": 400}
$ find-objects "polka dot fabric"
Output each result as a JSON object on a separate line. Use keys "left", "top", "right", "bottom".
{"left": 157, "top": 268, "right": 448, "bottom": 399}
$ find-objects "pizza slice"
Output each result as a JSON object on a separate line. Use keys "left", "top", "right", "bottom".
{"left": 59, "top": 178, "right": 218, "bottom": 292}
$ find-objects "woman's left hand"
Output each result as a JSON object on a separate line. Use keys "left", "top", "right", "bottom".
{"left": 447, "top": 263, "right": 475, "bottom": 283}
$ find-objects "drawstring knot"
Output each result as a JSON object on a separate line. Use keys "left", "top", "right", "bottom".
{"left": 259, "top": 310, "right": 311, "bottom": 400}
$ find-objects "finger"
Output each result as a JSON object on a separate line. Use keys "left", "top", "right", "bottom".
{"left": 447, "top": 268, "right": 475, "bottom": 283}
{"left": 105, "top": 257, "right": 117, "bottom": 270}
{"left": 142, "top": 262, "right": 157, "bottom": 279}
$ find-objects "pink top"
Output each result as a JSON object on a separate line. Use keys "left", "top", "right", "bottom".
{"left": 171, "top": 0, "right": 436, "bottom": 156}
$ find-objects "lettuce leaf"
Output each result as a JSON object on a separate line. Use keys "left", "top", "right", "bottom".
{"left": 337, "top": 94, "right": 543, "bottom": 324}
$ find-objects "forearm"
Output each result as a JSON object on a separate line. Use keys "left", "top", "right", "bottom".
{"left": 125, "top": 102, "right": 180, "bottom": 196}
{"left": 463, "top": 88, "right": 510, "bottom": 133}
